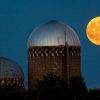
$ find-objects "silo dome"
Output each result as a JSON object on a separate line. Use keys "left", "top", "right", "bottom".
{"left": 28, "top": 20, "right": 81, "bottom": 89}
{"left": 0, "top": 57, "right": 24, "bottom": 88}
{"left": 28, "top": 20, "right": 80, "bottom": 47}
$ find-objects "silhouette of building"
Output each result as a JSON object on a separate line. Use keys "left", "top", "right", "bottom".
{"left": 27, "top": 20, "right": 81, "bottom": 89}
{"left": 0, "top": 57, "right": 24, "bottom": 89}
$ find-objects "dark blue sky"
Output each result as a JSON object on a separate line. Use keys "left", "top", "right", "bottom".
{"left": 0, "top": 0, "right": 100, "bottom": 88}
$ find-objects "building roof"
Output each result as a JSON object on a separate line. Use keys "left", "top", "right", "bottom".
{"left": 0, "top": 57, "right": 24, "bottom": 79}
{"left": 28, "top": 20, "right": 80, "bottom": 48}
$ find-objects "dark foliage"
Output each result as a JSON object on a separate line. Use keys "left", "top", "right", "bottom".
{"left": 86, "top": 89, "right": 100, "bottom": 100}
{"left": 0, "top": 74, "right": 100, "bottom": 100}
{"left": 35, "top": 73, "right": 69, "bottom": 100}
{"left": 69, "top": 76, "right": 87, "bottom": 100}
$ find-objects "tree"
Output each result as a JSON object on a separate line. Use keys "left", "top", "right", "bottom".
{"left": 69, "top": 76, "right": 87, "bottom": 100}
{"left": 35, "top": 73, "right": 70, "bottom": 100}
{"left": 87, "top": 89, "right": 100, "bottom": 100}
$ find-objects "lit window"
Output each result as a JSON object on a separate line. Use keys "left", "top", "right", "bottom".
{"left": 46, "top": 53, "right": 48, "bottom": 56}
{"left": 51, "top": 53, "right": 54, "bottom": 56}
{"left": 41, "top": 54, "right": 43, "bottom": 56}
{"left": 2, "top": 80, "right": 4, "bottom": 84}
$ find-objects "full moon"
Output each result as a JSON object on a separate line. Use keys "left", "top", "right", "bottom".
{"left": 86, "top": 16, "right": 100, "bottom": 45}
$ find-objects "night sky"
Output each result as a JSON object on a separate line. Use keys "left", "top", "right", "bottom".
{"left": 0, "top": 0, "right": 100, "bottom": 88}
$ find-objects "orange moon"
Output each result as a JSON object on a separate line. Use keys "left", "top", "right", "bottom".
{"left": 86, "top": 17, "right": 100, "bottom": 45}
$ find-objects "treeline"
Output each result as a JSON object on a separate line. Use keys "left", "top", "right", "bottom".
{"left": 0, "top": 73, "right": 100, "bottom": 100}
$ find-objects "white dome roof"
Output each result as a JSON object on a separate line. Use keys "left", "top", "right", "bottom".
{"left": 28, "top": 20, "right": 80, "bottom": 48}
{"left": 0, "top": 57, "right": 24, "bottom": 79}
